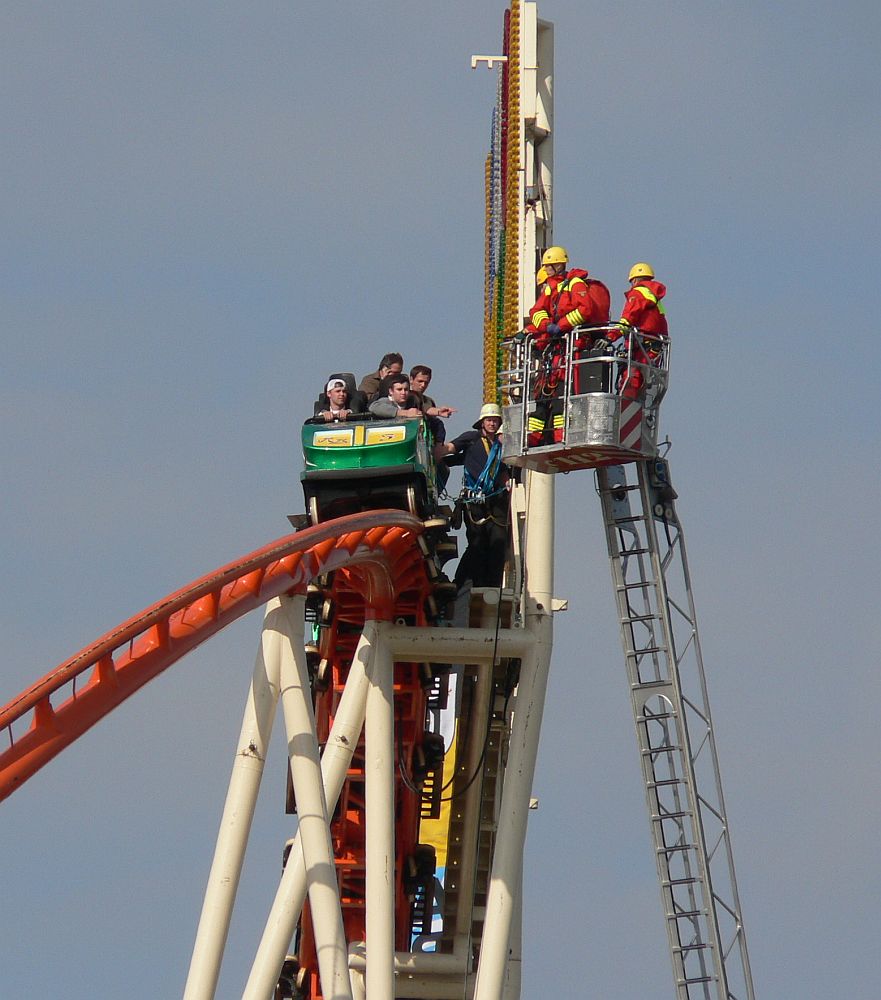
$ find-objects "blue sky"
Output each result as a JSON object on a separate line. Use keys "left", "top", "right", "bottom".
{"left": 1, "top": 2, "right": 879, "bottom": 997}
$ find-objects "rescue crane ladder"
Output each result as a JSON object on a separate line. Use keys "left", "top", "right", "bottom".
{"left": 596, "top": 461, "right": 755, "bottom": 1000}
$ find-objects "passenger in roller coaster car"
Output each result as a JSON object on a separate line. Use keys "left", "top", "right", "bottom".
{"left": 359, "top": 352, "right": 404, "bottom": 402}
{"left": 437, "top": 403, "right": 515, "bottom": 590}
{"left": 367, "top": 373, "right": 424, "bottom": 420}
{"left": 409, "top": 364, "right": 457, "bottom": 454}
{"left": 521, "top": 246, "right": 612, "bottom": 445}
{"left": 313, "top": 376, "right": 368, "bottom": 423}
{"left": 608, "top": 261, "right": 669, "bottom": 402}
{"left": 409, "top": 365, "right": 456, "bottom": 423}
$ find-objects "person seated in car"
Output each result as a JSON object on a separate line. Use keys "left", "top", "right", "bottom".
{"left": 314, "top": 377, "right": 368, "bottom": 422}
{"left": 409, "top": 363, "right": 456, "bottom": 453}
{"left": 359, "top": 352, "right": 404, "bottom": 402}
{"left": 368, "top": 373, "right": 424, "bottom": 420}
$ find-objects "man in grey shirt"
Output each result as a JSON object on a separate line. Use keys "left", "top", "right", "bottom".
{"left": 368, "top": 373, "right": 424, "bottom": 420}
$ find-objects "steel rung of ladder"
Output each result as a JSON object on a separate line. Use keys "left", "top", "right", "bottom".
{"left": 596, "top": 461, "right": 755, "bottom": 1000}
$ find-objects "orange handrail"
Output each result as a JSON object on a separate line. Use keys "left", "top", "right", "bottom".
{"left": 0, "top": 510, "right": 427, "bottom": 801}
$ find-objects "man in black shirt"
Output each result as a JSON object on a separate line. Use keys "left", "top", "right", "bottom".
{"left": 439, "top": 403, "right": 513, "bottom": 589}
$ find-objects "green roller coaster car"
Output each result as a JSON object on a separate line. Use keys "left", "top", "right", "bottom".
{"left": 301, "top": 415, "right": 439, "bottom": 524}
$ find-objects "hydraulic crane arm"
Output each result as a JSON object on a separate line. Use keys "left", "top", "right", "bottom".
{"left": 597, "top": 461, "right": 755, "bottom": 1000}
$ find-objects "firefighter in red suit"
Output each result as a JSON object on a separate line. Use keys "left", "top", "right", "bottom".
{"left": 611, "top": 262, "right": 668, "bottom": 401}
{"left": 524, "top": 246, "right": 611, "bottom": 445}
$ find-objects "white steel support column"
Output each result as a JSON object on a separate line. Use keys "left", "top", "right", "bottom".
{"left": 520, "top": 3, "right": 554, "bottom": 311}
{"left": 243, "top": 622, "right": 378, "bottom": 1000}
{"left": 452, "top": 594, "right": 503, "bottom": 960}
{"left": 184, "top": 602, "right": 286, "bottom": 1000}
{"left": 474, "top": 470, "right": 555, "bottom": 1000}
{"left": 275, "top": 595, "right": 353, "bottom": 1000}
{"left": 365, "top": 621, "right": 396, "bottom": 999}
{"left": 502, "top": 868, "right": 523, "bottom": 1000}
{"left": 473, "top": 3, "right": 555, "bottom": 994}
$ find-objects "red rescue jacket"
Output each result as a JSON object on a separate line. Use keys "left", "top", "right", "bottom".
{"left": 619, "top": 279, "right": 668, "bottom": 338}
{"left": 527, "top": 268, "right": 611, "bottom": 349}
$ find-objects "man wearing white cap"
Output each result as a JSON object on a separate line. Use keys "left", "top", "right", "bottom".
{"left": 316, "top": 377, "right": 366, "bottom": 423}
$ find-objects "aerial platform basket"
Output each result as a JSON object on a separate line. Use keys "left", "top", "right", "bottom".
{"left": 499, "top": 324, "right": 670, "bottom": 474}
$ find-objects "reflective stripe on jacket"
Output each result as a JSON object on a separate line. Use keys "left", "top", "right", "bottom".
{"left": 526, "top": 268, "right": 611, "bottom": 348}
{"left": 620, "top": 279, "right": 668, "bottom": 337}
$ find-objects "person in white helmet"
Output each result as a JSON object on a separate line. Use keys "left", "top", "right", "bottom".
{"left": 439, "top": 403, "right": 513, "bottom": 589}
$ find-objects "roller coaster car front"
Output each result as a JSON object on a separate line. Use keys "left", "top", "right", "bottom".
{"left": 300, "top": 416, "right": 438, "bottom": 525}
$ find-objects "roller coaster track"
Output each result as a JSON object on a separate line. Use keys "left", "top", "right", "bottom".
{"left": 0, "top": 497, "right": 536, "bottom": 1000}
{"left": 0, "top": 510, "right": 429, "bottom": 804}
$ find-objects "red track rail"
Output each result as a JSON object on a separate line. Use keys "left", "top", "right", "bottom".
{"left": 0, "top": 510, "right": 427, "bottom": 801}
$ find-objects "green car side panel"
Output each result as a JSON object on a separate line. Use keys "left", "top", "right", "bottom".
{"left": 301, "top": 418, "right": 430, "bottom": 476}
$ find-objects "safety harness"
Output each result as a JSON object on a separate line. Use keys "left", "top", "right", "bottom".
{"left": 464, "top": 438, "right": 504, "bottom": 499}
{"left": 452, "top": 437, "right": 507, "bottom": 528}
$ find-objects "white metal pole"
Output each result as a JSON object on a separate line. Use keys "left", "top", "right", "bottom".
{"left": 349, "top": 965, "right": 367, "bottom": 1000}
{"left": 474, "top": 5, "right": 554, "bottom": 996}
{"left": 453, "top": 593, "right": 502, "bottom": 959}
{"left": 184, "top": 601, "right": 285, "bottom": 1000}
{"left": 275, "top": 595, "right": 353, "bottom": 1000}
{"left": 365, "top": 620, "right": 396, "bottom": 999}
{"left": 501, "top": 868, "right": 523, "bottom": 1000}
{"left": 534, "top": 12, "right": 554, "bottom": 254}
{"left": 473, "top": 470, "right": 555, "bottom": 1000}
{"left": 243, "top": 622, "right": 377, "bottom": 1000}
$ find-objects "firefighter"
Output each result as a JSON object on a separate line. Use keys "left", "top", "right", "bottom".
{"left": 612, "top": 262, "right": 668, "bottom": 401}
{"left": 524, "top": 247, "right": 611, "bottom": 445}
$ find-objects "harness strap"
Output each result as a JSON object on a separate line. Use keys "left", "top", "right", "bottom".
{"left": 464, "top": 438, "right": 503, "bottom": 497}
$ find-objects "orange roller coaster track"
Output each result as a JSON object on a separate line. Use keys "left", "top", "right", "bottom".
{"left": 0, "top": 510, "right": 428, "bottom": 802}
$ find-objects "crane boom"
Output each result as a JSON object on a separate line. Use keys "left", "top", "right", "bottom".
{"left": 597, "top": 461, "right": 755, "bottom": 999}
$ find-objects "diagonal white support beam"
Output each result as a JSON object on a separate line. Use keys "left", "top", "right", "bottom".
{"left": 275, "top": 595, "right": 353, "bottom": 1000}
{"left": 184, "top": 601, "right": 286, "bottom": 1000}
{"left": 243, "top": 622, "right": 378, "bottom": 999}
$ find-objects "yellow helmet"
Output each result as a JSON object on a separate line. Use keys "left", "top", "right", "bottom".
{"left": 535, "top": 266, "right": 548, "bottom": 285}
{"left": 629, "top": 261, "right": 655, "bottom": 281}
{"left": 541, "top": 246, "right": 569, "bottom": 267}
